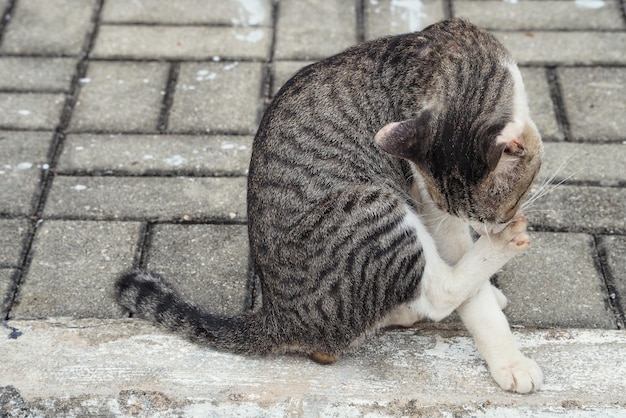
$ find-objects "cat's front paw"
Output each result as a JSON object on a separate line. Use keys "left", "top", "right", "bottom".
{"left": 490, "top": 356, "right": 543, "bottom": 394}
{"left": 495, "top": 214, "right": 530, "bottom": 252}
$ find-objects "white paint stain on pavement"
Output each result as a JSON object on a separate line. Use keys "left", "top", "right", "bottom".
{"left": 575, "top": 0, "right": 605, "bottom": 9}
{"left": 232, "top": 0, "right": 266, "bottom": 27}
{"left": 390, "top": 0, "right": 425, "bottom": 32}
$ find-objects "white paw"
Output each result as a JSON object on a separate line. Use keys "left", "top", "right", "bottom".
{"left": 491, "top": 285, "right": 508, "bottom": 310}
{"left": 490, "top": 356, "right": 544, "bottom": 393}
{"left": 496, "top": 214, "right": 530, "bottom": 252}
{"left": 380, "top": 303, "right": 424, "bottom": 328}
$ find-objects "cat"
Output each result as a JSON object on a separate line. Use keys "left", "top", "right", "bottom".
{"left": 116, "top": 19, "right": 544, "bottom": 393}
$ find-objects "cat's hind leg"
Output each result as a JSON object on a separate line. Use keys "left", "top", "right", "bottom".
{"left": 380, "top": 303, "right": 425, "bottom": 328}
{"left": 491, "top": 284, "right": 508, "bottom": 310}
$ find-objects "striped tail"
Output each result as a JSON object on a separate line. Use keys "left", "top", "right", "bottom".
{"left": 115, "top": 270, "right": 274, "bottom": 355}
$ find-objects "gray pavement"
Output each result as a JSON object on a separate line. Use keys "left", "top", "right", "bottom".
{"left": 0, "top": 0, "right": 625, "bottom": 416}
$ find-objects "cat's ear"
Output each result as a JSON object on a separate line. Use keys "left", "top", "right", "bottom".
{"left": 484, "top": 123, "right": 527, "bottom": 171}
{"left": 374, "top": 110, "right": 434, "bottom": 161}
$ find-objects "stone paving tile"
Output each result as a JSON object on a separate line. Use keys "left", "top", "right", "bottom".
{"left": 146, "top": 224, "right": 250, "bottom": 316}
{"left": 540, "top": 143, "right": 626, "bottom": 186}
{"left": 598, "top": 235, "right": 626, "bottom": 316}
{"left": 0, "top": 57, "right": 76, "bottom": 92}
{"left": 57, "top": 134, "right": 252, "bottom": 176}
{"left": 11, "top": 220, "right": 140, "bottom": 319}
{"left": 0, "top": 131, "right": 52, "bottom": 215}
{"left": 558, "top": 67, "right": 626, "bottom": 142}
{"left": 528, "top": 185, "right": 626, "bottom": 235}
{"left": 497, "top": 232, "right": 615, "bottom": 329}
{"left": 365, "top": 0, "right": 445, "bottom": 39}
{"left": 519, "top": 67, "right": 563, "bottom": 141}
{"left": 453, "top": 0, "right": 625, "bottom": 30}
{"left": 494, "top": 32, "right": 626, "bottom": 65}
{"left": 0, "top": 268, "right": 15, "bottom": 313}
{"left": 102, "top": 0, "right": 272, "bottom": 26}
{"left": 92, "top": 26, "right": 271, "bottom": 61}
{"left": 69, "top": 61, "right": 168, "bottom": 132}
{"left": 274, "top": 0, "right": 357, "bottom": 60}
{"left": 0, "top": 0, "right": 95, "bottom": 55}
{"left": 0, "top": 93, "right": 65, "bottom": 130}
{"left": 169, "top": 62, "right": 263, "bottom": 134}
{"left": 0, "top": 219, "right": 29, "bottom": 268}
{"left": 272, "top": 61, "right": 313, "bottom": 96}
{"left": 44, "top": 176, "right": 247, "bottom": 222}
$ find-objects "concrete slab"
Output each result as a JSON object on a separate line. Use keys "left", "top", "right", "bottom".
{"left": 69, "top": 61, "right": 169, "bottom": 133}
{"left": 0, "top": 57, "right": 76, "bottom": 92}
{"left": 10, "top": 220, "right": 141, "bottom": 319}
{"left": 44, "top": 176, "right": 247, "bottom": 222}
{"left": 494, "top": 32, "right": 626, "bottom": 65}
{"left": 1, "top": 319, "right": 626, "bottom": 416}
{"left": 146, "top": 224, "right": 250, "bottom": 316}
{"left": 92, "top": 26, "right": 271, "bottom": 61}
{"left": 598, "top": 235, "right": 626, "bottom": 315}
{"left": 0, "top": 0, "right": 95, "bottom": 55}
{"left": 497, "top": 232, "right": 615, "bottom": 329}
{"left": 0, "top": 93, "right": 65, "bottom": 130}
{"left": 519, "top": 67, "right": 563, "bottom": 141}
{"left": 540, "top": 143, "right": 626, "bottom": 186}
{"left": 454, "top": 0, "right": 625, "bottom": 30}
{"left": 0, "top": 131, "right": 52, "bottom": 215}
{"left": 274, "top": 0, "right": 357, "bottom": 60}
{"left": 101, "top": 0, "right": 272, "bottom": 26}
{"left": 57, "top": 134, "right": 252, "bottom": 176}
{"left": 169, "top": 62, "right": 264, "bottom": 134}
{"left": 0, "top": 219, "right": 29, "bottom": 268}
{"left": 558, "top": 67, "right": 626, "bottom": 142}
{"left": 365, "top": 0, "right": 446, "bottom": 39}
{"left": 0, "top": 268, "right": 15, "bottom": 309}
{"left": 527, "top": 185, "right": 626, "bottom": 235}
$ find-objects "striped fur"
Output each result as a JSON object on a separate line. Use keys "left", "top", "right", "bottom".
{"left": 116, "top": 19, "right": 543, "bottom": 391}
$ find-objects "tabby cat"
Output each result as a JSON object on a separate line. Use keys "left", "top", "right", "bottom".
{"left": 117, "top": 19, "right": 544, "bottom": 393}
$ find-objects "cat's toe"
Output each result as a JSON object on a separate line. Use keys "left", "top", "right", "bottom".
{"left": 508, "top": 214, "right": 528, "bottom": 234}
{"left": 510, "top": 231, "right": 530, "bottom": 251}
{"left": 491, "top": 357, "right": 543, "bottom": 394}
{"left": 309, "top": 351, "right": 339, "bottom": 365}
{"left": 493, "top": 215, "right": 530, "bottom": 252}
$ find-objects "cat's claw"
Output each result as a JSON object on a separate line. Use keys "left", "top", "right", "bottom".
{"left": 490, "top": 356, "right": 544, "bottom": 394}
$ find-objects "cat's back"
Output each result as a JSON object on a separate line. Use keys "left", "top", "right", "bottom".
{"left": 247, "top": 35, "right": 415, "bottom": 223}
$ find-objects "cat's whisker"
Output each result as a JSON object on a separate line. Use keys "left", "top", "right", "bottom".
{"left": 434, "top": 215, "right": 447, "bottom": 235}
{"left": 522, "top": 152, "right": 582, "bottom": 212}
{"left": 523, "top": 171, "right": 578, "bottom": 211}
{"left": 521, "top": 208, "right": 561, "bottom": 215}
{"left": 483, "top": 224, "right": 493, "bottom": 246}
{"left": 522, "top": 167, "right": 580, "bottom": 212}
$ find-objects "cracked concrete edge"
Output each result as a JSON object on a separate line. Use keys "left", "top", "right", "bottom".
{"left": 1, "top": 318, "right": 626, "bottom": 417}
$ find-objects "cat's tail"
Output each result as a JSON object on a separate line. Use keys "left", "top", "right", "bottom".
{"left": 115, "top": 269, "right": 275, "bottom": 355}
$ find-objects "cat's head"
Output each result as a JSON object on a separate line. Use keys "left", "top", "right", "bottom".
{"left": 375, "top": 52, "right": 542, "bottom": 233}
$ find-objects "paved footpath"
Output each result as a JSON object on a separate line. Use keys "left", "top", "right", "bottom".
{"left": 0, "top": 0, "right": 625, "bottom": 416}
